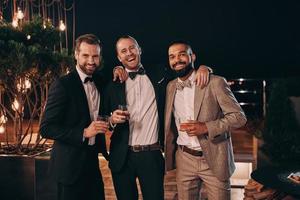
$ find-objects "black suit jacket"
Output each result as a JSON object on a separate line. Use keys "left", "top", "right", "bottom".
{"left": 40, "top": 70, "right": 108, "bottom": 184}
{"left": 103, "top": 65, "right": 169, "bottom": 173}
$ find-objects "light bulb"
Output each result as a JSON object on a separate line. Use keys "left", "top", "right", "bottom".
{"left": 16, "top": 7, "right": 24, "bottom": 20}
{"left": 0, "top": 115, "right": 8, "bottom": 123}
{"left": 12, "top": 18, "right": 18, "bottom": 27}
{"left": 59, "top": 20, "right": 66, "bottom": 31}
{"left": 12, "top": 99, "right": 20, "bottom": 111}
{"left": 0, "top": 125, "right": 5, "bottom": 134}
{"left": 24, "top": 78, "right": 31, "bottom": 89}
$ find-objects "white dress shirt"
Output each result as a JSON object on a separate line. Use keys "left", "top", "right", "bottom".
{"left": 173, "top": 71, "right": 202, "bottom": 150}
{"left": 125, "top": 66, "right": 159, "bottom": 146}
{"left": 76, "top": 66, "right": 100, "bottom": 145}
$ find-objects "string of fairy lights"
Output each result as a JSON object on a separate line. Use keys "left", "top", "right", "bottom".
{"left": 0, "top": 0, "right": 75, "bottom": 50}
{"left": 0, "top": 0, "right": 75, "bottom": 135}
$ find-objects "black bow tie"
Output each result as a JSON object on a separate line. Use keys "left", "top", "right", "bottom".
{"left": 84, "top": 77, "right": 93, "bottom": 83}
{"left": 128, "top": 67, "right": 146, "bottom": 80}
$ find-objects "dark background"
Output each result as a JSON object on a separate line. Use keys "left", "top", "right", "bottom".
{"left": 75, "top": 0, "right": 300, "bottom": 79}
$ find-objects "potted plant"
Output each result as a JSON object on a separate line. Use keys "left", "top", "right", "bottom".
{"left": 0, "top": 16, "right": 73, "bottom": 200}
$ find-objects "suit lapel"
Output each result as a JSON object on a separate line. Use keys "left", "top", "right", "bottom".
{"left": 70, "top": 71, "right": 91, "bottom": 122}
{"left": 117, "top": 81, "right": 126, "bottom": 105}
{"left": 165, "top": 80, "right": 177, "bottom": 131}
{"left": 194, "top": 85, "right": 206, "bottom": 120}
{"left": 93, "top": 73, "right": 105, "bottom": 113}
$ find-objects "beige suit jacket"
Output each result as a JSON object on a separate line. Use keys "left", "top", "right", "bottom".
{"left": 164, "top": 74, "right": 247, "bottom": 181}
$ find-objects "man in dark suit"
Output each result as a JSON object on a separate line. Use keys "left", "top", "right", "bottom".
{"left": 40, "top": 34, "right": 109, "bottom": 200}
{"left": 104, "top": 35, "right": 211, "bottom": 200}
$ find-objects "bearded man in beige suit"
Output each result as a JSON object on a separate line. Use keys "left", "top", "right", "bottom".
{"left": 164, "top": 41, "right": 247, "bottom": 200}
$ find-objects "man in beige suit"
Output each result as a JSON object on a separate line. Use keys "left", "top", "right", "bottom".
{"left": 164, "top": 41, "right": 247, "bottom": 200}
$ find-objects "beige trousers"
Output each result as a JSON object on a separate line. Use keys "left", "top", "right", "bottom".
{"left": 175, "top": 148, "right": 231, "bottom": 200}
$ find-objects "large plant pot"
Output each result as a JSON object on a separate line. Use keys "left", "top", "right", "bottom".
{"left": 0, "top": 154, "right": 56, "bottom": 200}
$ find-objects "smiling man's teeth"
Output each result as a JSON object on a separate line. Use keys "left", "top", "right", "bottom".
{"left": 127, "top": 56, "right": 135, "bottom": 62}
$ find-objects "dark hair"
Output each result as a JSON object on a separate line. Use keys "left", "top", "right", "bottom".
{"left": 168, "top": 40, "right": 193, "bottom": 53}
{"left": 115, "top": 35, "right": 140, "bottom": 53}
{"left": 75, "top": 34, "right": 101, "bottom": 53}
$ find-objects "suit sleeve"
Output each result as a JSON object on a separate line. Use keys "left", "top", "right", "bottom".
{"left": 205, "top": 77, "right": 247, "bottom": 139}
{"left": 102, "top": 82, "right": 112, "bottom": 116}
{"left": 40, "top": 79, "right": 86, "bottom": 147}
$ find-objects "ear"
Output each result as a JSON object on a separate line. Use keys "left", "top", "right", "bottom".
{"left": 117, "top": 55, "right": 122, "bottom": 62}
{"left": 139, "top": 47, "right": 142, "bottom": 55}
{"left": 191, "top": 53, "right": 196, "bottom": 62}
{"left": 74, "top": 50, "right": 79, "bottom": 61}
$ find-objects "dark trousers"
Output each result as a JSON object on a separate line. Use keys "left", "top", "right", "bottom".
{"left": 57, "top": 151, "right": 105, "bottom": 200}
{"left": 112, "top": 150, "right": 165, "bottom": 200}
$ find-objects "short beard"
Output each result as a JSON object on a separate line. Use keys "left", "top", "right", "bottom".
{"left": 173, "top": 63, "right": 194, "bottom": 78}
{"left": 78, "top": 64, "right": 98, "bottom": 76}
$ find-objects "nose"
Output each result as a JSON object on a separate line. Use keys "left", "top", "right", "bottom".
{"left": 126, "top": 49, "right": 134, "bottom": 56}
{"left": 175, "top": 54, "right": 181, "bottom": 63}
{"left": 88, "top": 56, "right": 95, "bottom": 64}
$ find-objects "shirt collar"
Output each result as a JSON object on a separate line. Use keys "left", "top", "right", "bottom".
{"left": 125, "top": 64, "right": 144, "bottom": 73}
{"left": 76, "top": 65, "right": 92, "bottom": 83}
{"left": 177, "top": 70, "right": 195, "bottom": 83}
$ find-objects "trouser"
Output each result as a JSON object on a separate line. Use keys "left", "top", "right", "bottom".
{"left": 176, "top": 148, "right": 231, "bottom": 200}
{"left": 57, "top": 151, "right": 105, "bottom": 200}
{"left": 112, "top": 150, "right": 165, "bottom": 200}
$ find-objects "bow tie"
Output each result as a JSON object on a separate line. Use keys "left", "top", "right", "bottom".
{"left": 84, "top": 77, "right": 93, "bottom": 83}
{"left": 128, "top": 67, "right": 146, "bottom": 80}
{"left": 176, "top": 79, "right": 192, "bottom": 91}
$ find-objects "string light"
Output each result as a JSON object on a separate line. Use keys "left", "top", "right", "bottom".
{"left": 16, "top": 7, "right": 24, "bottom": 20}
{"left": 0, "top": 125, "right": 5, "bottom": 134}
{"left": 59, "top": 20, "right": 66, "bottom": 31}
{"left": 12, "top": 18, "right": 18, "bottom": 27}
{"left": 1, "top": 0, "right": 75, "bottom": 49}
{"left": 16, "top": 77, "right": 31, "bottom": 92}
{"left": 0, "top": 114, "right": 8, "bottom": 124}
{"left": 11, "top": 99, "right": 20, "bottom": 111}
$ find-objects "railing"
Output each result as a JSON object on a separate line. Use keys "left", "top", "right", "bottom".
{"left": 228, "top": 78, "right": 267, "bottom": 119}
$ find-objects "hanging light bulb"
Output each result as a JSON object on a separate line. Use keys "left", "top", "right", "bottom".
{"left": 16, "top": 7, "right": 24, "bottom": 20}
{"left": 12, "top": 18, "right": 18, "bottom": 27}
{"left": 0, "top": 125, "right": 5, "bottom": 134}
{"left": 66, "top": 67, "right": 71, "bottom": 74}
{"left": 27, "top": 35, "right": 31, "bottom": 40}
{"left": 0, "top": 115, "right": 8, "bottom": 124}
{"left": 0, "top": 10, "right": 3, "bottom": 21}
{"left": 43, "top": 21, "right": 47, "bottom": 29}
{"left": 24, "top": 78, "right": 31, "bottom": 89}
{"left": 16, "top": 77, "right": 31, "bottom": 92}
{"left": 12, "top": 99, "right": 20, "bottom": 111}
{"left": 59, "top": 20, "right": 66, "bottom": 31}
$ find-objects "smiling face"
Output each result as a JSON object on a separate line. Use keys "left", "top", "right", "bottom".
{"left": 75, "top": 42, "right": 101, "bottom": 76}
{"left": 168, "top": 43, "right": 195, "bottom": 71}
{"left": 116, "top": 37, "right": 141, "bottom": 71}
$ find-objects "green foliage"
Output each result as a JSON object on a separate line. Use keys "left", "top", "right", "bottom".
{"left": 261, "top": 78, "right": 300, "bottom": 165}
{"left": 0, "top": 16, "right": 73, "bottom": 80}
{"left": 22, "top": 16, "right": 60, "bottom": 48}
{"left": 0, "top": 16, "right": 74, "bottom": 152}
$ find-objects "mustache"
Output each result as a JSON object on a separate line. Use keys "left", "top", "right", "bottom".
{"left": 173, "top": 61, "right": 187, "bottom": 68}
{"left": 86, "top": 64, "right": 97, "bottom": 67}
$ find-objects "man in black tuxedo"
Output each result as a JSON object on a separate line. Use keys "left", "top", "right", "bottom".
{"left": 40, "top": 34, "right": 109, "bottom": 200}
{"left": 104, "top": 35, "right": 211, "bottom": 200}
